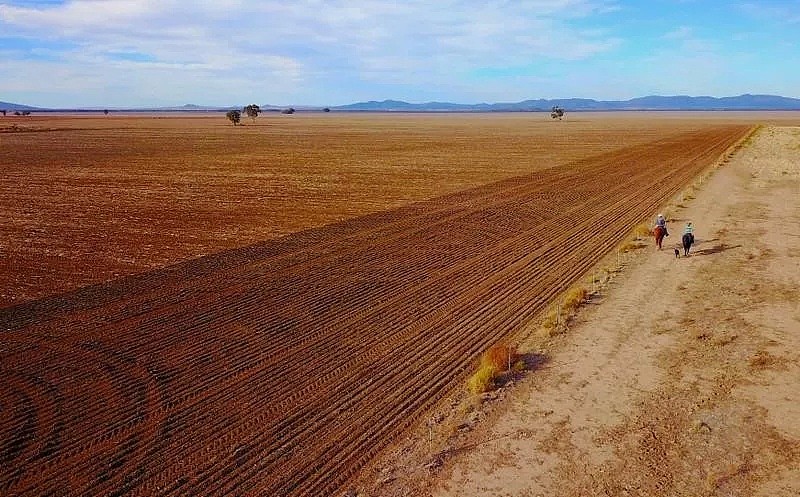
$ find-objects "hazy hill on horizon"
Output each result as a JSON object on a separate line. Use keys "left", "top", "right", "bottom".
{"left": 0, "top": 101, "right": 41, "bottom": 111}
{"left": 333, "top": 94, "right": 800, "bottom": 112}
{"left": 2, "top": 94, "right": 800, "bottom": 113}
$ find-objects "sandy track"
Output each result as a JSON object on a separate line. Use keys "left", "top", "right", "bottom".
{"left": 414, "top": 126, "right": 800, "bottom": 496}
{"left": 0, "top": 126, "right": 749, "bottom": 496}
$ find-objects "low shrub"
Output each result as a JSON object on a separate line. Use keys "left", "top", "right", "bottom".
{"left": 481, "top": 343, "right": 518, "bottom": 371}
{"left": 467, "top": 344, "right": 519, "bottom": 394}
{"left": 563, "top": 287, "right": 588, "bottom": 315}
{"left": 467, "top": 363, "right": 499, "bottom": 394}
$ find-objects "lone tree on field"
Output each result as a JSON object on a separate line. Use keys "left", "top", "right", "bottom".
{"left": 226, "top": 109, "right": 241, "bottom": 125}
{"left": 104, "top": 109, "right": 109, "bottom": 116}
{"left": 281, "top": 107, "right": 295, "bottom": 114}
{"left": 1, "top": 110, "right": 6, "bottom": 116}
{"left": 323, "top": 107, "right": 330, "bottom": 113}
{"left": 551, "top": 105, "right": 565, "bottom": 120}
{"left": 243, "top": 104, "right": 260, "bottom": 122}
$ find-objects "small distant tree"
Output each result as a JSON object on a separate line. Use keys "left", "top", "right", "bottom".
{"left": 104, "top": 109, "right": 109, "bottom": 116}
{"left": 226, "top": 109, "right": 241, "bottom": 125}
{"left": 14, "top": 111, "right": 21, "bottom": 116}
{"left": 550, "top": 105, "right": 565, "bottom": 120}
{"left": 1, "top": 110, "right": 6, "bottom": 116}
{"left": 281, "top": 107, "right": 295, "bottom": 114}
{"left": 322, "top": 107, "right": 330, "bottom": 113}
{"left": 22, "top": 111, "right": 31, "bottom": 116}
{"left": 243, "top": 104, "right": 260, "bottom": 122}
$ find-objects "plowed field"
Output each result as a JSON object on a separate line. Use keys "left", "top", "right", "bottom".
{"left": 0, "top": 113, "right": 748, "bottom": 308}
{"left": 0, "top": 123, "right": 750, "bottom": 496}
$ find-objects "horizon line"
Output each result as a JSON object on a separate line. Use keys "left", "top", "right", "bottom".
{"left": 3, "top": 93, "right": 800, "bottom": 111}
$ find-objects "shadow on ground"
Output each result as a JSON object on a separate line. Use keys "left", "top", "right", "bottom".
{"left": 692, "top": 243, "right": 742, "bottom": 256}
{"left": 518, "top": 352, "right": 549, "bottom": 372}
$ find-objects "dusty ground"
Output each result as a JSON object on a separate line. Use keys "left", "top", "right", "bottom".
{"left": 363, "top": 126, "right": 800, "bottom": 496}
{"left": 2, "top": 112, "right": 796, "bottom": 308}
{"left": 0, "top": 112, "right": 716, "bottom": 308}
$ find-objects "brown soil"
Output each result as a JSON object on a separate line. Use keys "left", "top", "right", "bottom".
{"left": 0, "top": 112, "right": 778, "bottom": 308}
{"left": 368, "top": 125, "right": 800, "bottom": 497}
{"left": 0, "top": 124, "right": 750, "bottom": 496}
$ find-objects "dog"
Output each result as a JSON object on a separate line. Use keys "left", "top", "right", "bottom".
{"left": 674, "top": 247, "right": 680, "bottom": 258}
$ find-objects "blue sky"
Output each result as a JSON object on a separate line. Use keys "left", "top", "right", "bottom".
{"left": 0, "top": 0, "right": 798, "bottom": 107}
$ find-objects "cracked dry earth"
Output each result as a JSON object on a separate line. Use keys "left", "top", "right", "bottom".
{"left": 378, "top": 126, "right": 800, "bottom": 497}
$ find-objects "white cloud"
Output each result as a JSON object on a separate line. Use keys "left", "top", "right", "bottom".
{"left": 738, "top": 1, "right": 800, "bottom": 24}
{"left": 658, "top": 25, "right": 717, "bottom": 55}
{"left": 0, "top": 1, "right": 163, "bottom": 33}
{"left": 0, "top": 0, "right": 623, "bottom": 105}
{"left": 662, "top": 26, "right": 693, "bottom": 40}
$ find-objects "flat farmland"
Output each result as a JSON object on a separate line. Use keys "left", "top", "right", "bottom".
{"left": 0, "top": 113, "right": 755, "bottom": 496}
{"left": 0, "top": 112, "right": 766, "bottom": 307}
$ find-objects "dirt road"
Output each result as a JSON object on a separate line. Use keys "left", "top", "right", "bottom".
{"left": 406, "top": 126, "right": 800, "bottom": 496}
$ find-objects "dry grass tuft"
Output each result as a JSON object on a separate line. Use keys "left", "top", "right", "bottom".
{"left": 467, "top": 363, "right": 499, "bottom": 394}
{"left": 541, "top": 306, "right": 562, "bottom": 336}
{"left": 739, "top": 125, "right": 763, "bottom": 148}
{"left": 540, "top": 286, "right": 589, "bottom": 337}
{"left": 749, "top": 350, "right": 777, "bottom": 369}
{"left": 481, "top": 343, "right": 518, "bottom": 372}
{"left": 467, "top": 344, "right": 519, "bottom": 394}
{"left": 634, "top": 223, "right": 652, "bottom": 239}
{"left": 563, "top": 287, "right": 588, "bottom": 314}
{"left": 620, "top": 240, "right": 647, "bottom": 252}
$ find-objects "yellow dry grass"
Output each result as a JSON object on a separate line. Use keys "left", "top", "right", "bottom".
{"left": 563, "top": 287, "right": 588, "bottom": 314}
{"left": 633, "top": 223, "right": 652, "bottom": 239}
{"left": 481, "top": 343, "right": 518, "bottom": 371}
{"left": 619, "top": 240, "right": 647, "bottom": 252}
{"left": 467, "top": 343, "right": 519, "bottom": 394}
{"left": 540, "top": 285, "right": 590, "bottom": 337}
{"left": 467, "top": 363, "right": 500, "bottom": 394}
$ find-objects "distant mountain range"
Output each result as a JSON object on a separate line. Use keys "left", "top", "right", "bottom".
{"left": 2, "top": 94, "right": 800, "bottom": 113}
{"left": 0, "top": 101, "right": 310, "bottom": 112}
{"left": 0, "top": 101, "right": 238, "bottom": 112}
{"left": 332, "top": 94, "right": 800, "bottom": 112}
{"left": 0, "top": 101, "right": 40, "bottom": 111}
